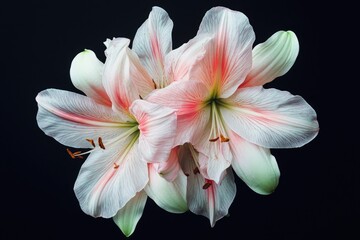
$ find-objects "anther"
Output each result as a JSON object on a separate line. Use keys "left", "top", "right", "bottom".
{"left": 209, "top": 137, "right": 219, "bottom": 142}
{"left": 184, "top": 173, "right": 190, "bottom": 177}
{"left": 86, "top": 138, "right": 96, "bottom": 147}
{"left": 152, "top": 79, "right": 157, "bottom": 89}
{"left": 66, "top": 149, "right": 83, "bottom": 159}
{"left": 220, "top": 134, "right": 230, "bottom": 142}
{"left": 98, "top": 137, "right": 105, "bottom": 149}
{"left": 193, "top": 167, "right": 200, "bottom": 175}
{"left": 139, "top": 95, "right": 143, "bottom": 100}
{"left": 202, "top": 182, "right": 212, "bottom": 189}
{"left": 113, "top": 163, "right": 119, "bottom": 169}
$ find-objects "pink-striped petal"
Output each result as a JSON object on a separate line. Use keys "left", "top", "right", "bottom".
{"left": 191, "top": 6, "right": 255, "bottom": 98}
{"left": 130, "top": 99, "right": 177, "bottom": 163}
{"left": 132, "top": 6, "right": 173, "bottom": 88}
{"left": 221, "top": 86, "right": 319, "bottom": 148}
{"left": 147, "top": 80, "right": 210, "bottom": 146}
{"left": 153, "top": 147, "right": 181, "bottom": 181}
{"left": 70, "top": 49, "right": 111, "bottom": 106}
{"left": 164, "top": 34, "right": 212, "bottom": 83}
{"left": 179, "top": 144, "right": 236, "bottom": 227}
{"left": 35, "top": 89, "right": 133, "bottom": 148}
{"left": 103, "top": 38, "right": 153, "bottom": 113}
{"left": 74, "top": 140, "right": 148, "bottom": 218}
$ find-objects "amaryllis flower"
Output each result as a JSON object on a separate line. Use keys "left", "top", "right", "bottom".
{"left": 148, "top": 6, "right": 319, "bottom": 205}
{"left": 35, "top": 37, "right": 187, "bottom": 236}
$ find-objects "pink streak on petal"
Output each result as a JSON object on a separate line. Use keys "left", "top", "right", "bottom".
{"left": 205, "top": 179, "right": 216, "bottom": 227}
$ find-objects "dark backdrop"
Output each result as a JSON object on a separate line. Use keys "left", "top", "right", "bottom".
{"left": 2, "top": 0, "right": 357, "bottom": 239}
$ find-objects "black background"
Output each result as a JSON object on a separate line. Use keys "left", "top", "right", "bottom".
{"left": 2, "top": 0, "right": 358, "bottom": 239}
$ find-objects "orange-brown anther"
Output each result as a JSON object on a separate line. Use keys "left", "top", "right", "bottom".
{"left": 86, "top": 138, "right": 96, "bottom": 147}
{"left": 220, "top": 134, "right": 230, "bottom": 142}
{"left": 193, "top": 167, "right": 200, "bottom": 175}
{"left": 209, "top": 136, "right": 219, "bottom": 142}
{"left": 66, "top": 148, "right": 75, "bottom": 159}
{"left": 114, "top": 163, "right": 119, "bottom": 169}
{"left": 152, "top": 79, "right": 157, "bottom": 89}
{"left": 202, "top": 182, "right": 212, "bottom": 189}
{"left": 98, "top": 137, "right": 105, "bottom": 149}
{"left": 66, "top": 149, "right": 83, "bottom": 159}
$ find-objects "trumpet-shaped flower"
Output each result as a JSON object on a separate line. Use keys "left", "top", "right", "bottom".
{"left": 36, "top": 37, "right": 182, "bottom": 224}
{"left": 148, "top": 7, "right": 319, "bottom": 195}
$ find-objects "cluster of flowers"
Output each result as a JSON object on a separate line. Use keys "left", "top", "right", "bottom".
{"left": 36, "top": 6, "right": 319, "bottom": 237}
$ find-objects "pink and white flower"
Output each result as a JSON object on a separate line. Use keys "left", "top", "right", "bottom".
{"left": 148, "top": 6, "right": 319, "bottom": 198}
{"left": 36, "top": 36, "right": 186, "bottom": 236}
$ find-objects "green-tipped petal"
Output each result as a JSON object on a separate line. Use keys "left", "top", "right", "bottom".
{"left": 243, "top": 30, "right": 299, "bottom": 87}
{"left": 113, "top": 191, "right": 147, "bottom": 237}
{"left": 145, "top": 164, "right": 188, "bottom": 213}
{"left": 69, "top": 49, "right": 111, "bottom": 105}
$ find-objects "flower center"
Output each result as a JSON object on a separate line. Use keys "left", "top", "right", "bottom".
{"left": 66, "top": 122, "right": 140, "bottom": 170}
{"left": 206, "top": 97, "right": 230, "bottom": 143}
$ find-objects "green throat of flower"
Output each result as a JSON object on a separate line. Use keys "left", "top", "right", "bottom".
{"left": 66, "top": 122, "right": 140, "bottom": 169}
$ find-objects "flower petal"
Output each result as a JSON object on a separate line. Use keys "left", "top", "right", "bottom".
{"left": 147, "top": 80, "right": 210, "bottom": 146}
{"left": 69, "top": 49, "right": 111, "bottom": 105}
{"left": 154, "top": 147, "right": 181, "bottom": 182}
{"left": 130, "top": 99, "right": 177, "bottom": 163}
{"left": 103, "top": 38, "right": 153, "bottom": 112}
{"left": 229, "top": 131, "right": 280, "bottom": 195}
{"left": 145, "top": 164, "right": 187, "bottom": 213}
{"left": 74, "top": 141, "right": 148, "bottom": 218}
{"left": 132, "top": 6, "right": 173, "bottom": 87}
{"left": 192, "top": 6, "right": 255, "bottom": 98}
{"left": 36, "top": 89, "right": 132, "bottom": 148}
{"left": 164, "top": 34, "right": 212, "bottom": 83}
{"left": 221, "top": 86, "right": 319, "bottom": 148}
{"left": 179, "top": 144, "right": 236, "bottom": 227}
{"left": 113, "top": 190, "right": 147, "bottom": 237}
{"left": 242, "top": 31, "right": 300, "bottom": 87}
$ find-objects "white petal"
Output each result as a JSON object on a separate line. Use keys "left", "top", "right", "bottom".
{"left": 36, "top": 89, "right": 132, "bottom": 148}
{"left": 192, "top": 6, "right": 255, "bottom": 98}
{"left": 145, "top": 164, "right": 187, "bottom": 213}
{"left": 154, "top": 147, "right": 181, "bottom": 182}
{"left": 179, "top": 144, "right": 236, "bottom": 227}
{"left": 164, "top": 34, "right": 212, "bottom": 83}
{"left": 243, "top": 31, "right": 300, "bottom": 87}
{"left": 70, "top": 49, "right": 111, "bottom": 105}
{"left": 147, "top": 80, "right": 210, "bottom": 146}
{"left": 132, "top": 6, "right": 173, "bottom": 87}
{"left": 229, "top": 131, "right": 280, "bottom": 195}
{"left": 130, "top": 99, "right": 177, "bottom": 163}
{"left": 113, "top": 190, "right": 147, "bottom": 237}
{"left": 74, "top": 141, "right": 148, "bottom": 218}
{"left": 221, "top": 86, "right": 319, "bottom": 148}
{"left": 103, "top": 38, "right": 153, "bottom": 112}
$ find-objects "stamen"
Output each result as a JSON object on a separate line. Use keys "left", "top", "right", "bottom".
{"left": 202, "top": 182, "right": 212, "bottom": 189}
{"left": 86, "top": 138, "right": 96, "bottom": 147}
{"left": 193, "top": 167, "right": 200, "bottom": 175}
{"left": 66, "top": 149, "right": 84, "bottom": 159}
{"left": 113, "top": 163, "right": 119, "bottom": 169}
{"left": 184, "top": 173, "right": 190, "bottom": 177}
{"left": 98, "top": 137, "right": 105, "bottom": 149}
{"left": 66, "top": 148, "right": 75, "bottom": 159}
{"left": 139, "top": 95, "right": 143, "bottom": 100}
{"left": 209, "top": 136, "right": 219, "bottom": 142}
{"left": 220, "top": 134, "right": 230, "bottom": 142}
{"left": 152, "top": 79, "right": 157, "bottom": 89}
